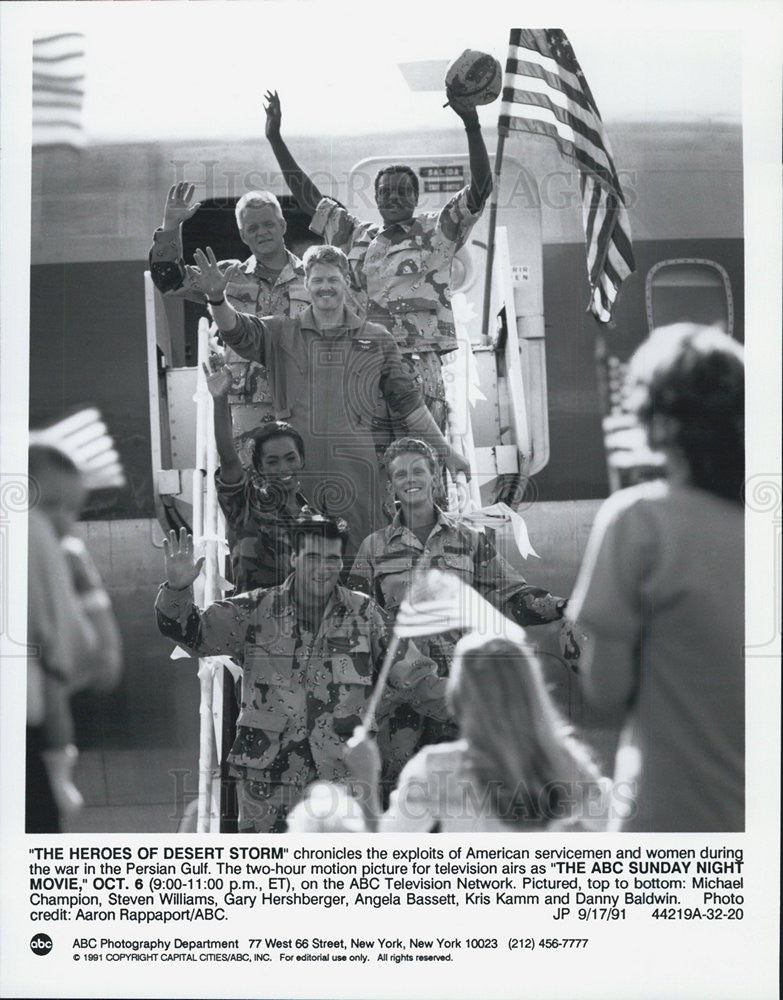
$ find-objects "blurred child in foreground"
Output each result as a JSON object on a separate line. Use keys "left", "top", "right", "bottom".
{"left": 343, "top": 632, "right": 608, "bottom": 833}
{"left": 27, "top": 445, "right": 122, "bottom": 832}
{"left": 567, "top": 324, "right": 744, "bottom": 832}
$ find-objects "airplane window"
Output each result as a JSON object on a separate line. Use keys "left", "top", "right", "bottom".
{"left": 646, "top": 259, "right": 734, "bottom": 336}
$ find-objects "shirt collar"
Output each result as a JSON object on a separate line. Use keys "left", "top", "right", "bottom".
{"left": 248, "top": 484, "right": 311, "bottom": 523}
{"left": 387, "top": 505, "right": 453, "bottom": 543}
{"left": 379, "top": 217, "right": 417, "bottom": 237}
{"left": 242, "top": 250, "right": 304, "bottom": 281}
{"left": 250, "top": 479, "right": 285, "bottom": 513}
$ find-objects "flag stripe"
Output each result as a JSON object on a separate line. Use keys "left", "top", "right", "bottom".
{"left": 501, "top": 84, "right": 607, "bottom": 154}
{"left": 33, "top": 100, "right": 83, "bottom": 110}
{"left": 33, "top": 33, "right": 86, "bottom": 149}
{"left": 500, "top": 29, "right": 635, "bottom": 323}
{"left": 500, "top": 91, "right": 618, "bottom": 190}
{"left": 32, "top": 119, "right": 82, "bottom": 130}
{"left": 581, "top": 177, "right": 634, "bottom": 285}
{"left": 503, "top": 67, "right": 594, "bottom": 123}
{"left": 510, "top": 29, "right": 602, "bottom": 109}
{"left": 505, "top": 49, "right": 596, "bottom": 118}
{"left": 499, "top": 112, "right": 617, "bottom": 192}
{"left": 34, "top": 83, "right": 85, "bottom": 97}
{"left": 583, "top": 181, "right": 614, "bottom": 282}
{"left": 32, "top": 35, "right": 85, "bottom": 57}
{"left": 585, "top": 183, "right": 611, "bottom": 275}
{"left": 34, "top": 32, "right": 85, "bottom": 44}
{"left": 505, "top": 49, "right": 585, "bottom": 97}
{"left": 32, "top": 52, "right": 84, "bottom": 64}
{"left": 502, "top": 77, "right": 611, "bottom": 167}
{"left": 33, "top": 72, "right": 85, "bottom": 84}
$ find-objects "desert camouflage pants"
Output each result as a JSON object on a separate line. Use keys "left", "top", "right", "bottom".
{"left": 233, "top": 738, "right": 318, "bottom": 833}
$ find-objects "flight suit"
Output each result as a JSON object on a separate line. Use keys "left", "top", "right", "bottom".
{"left": 310, "top": 186, "right": 487, "bottom": 431}
{"left": 218, "top": 305, "right": 422, "bottom": 561}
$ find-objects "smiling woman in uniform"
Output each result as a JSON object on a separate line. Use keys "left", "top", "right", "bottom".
{"left": 348, "top": 437, "right": 568, "bottom": 788}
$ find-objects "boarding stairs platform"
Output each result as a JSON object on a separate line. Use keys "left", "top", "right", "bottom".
{"left": 144, "top": 226, "right": 551, "bottom": 831}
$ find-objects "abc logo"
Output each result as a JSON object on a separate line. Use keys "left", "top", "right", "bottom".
{"left": 30, "top": 934, "right": 53, "bottom": 956}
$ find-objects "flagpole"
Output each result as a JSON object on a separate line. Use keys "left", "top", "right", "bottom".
{"left": 358, "top": 635, "right": 401, "bottom": 735}
{"left": 480, "top": 132, "right": 506, "bottom": 342}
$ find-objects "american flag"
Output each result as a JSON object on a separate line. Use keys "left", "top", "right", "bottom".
{"left": 33, "top": 32, "right": 87, "bottom": 149}
{"left": 357, "top": 569, "right": 528, "bottom": 733}
{"left": 499, "top": 29, "right": 635, "bottom": 323}
{"left": 29, "top": 409, "right": 125, "bottom": 490}
{"left": 394, "top": 570, "right": 527, "bottom": 645}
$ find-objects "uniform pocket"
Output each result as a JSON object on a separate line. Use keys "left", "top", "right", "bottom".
{"left": 375, "top": 559, "right": 414, "bottom": 611}
{"left": 384, "top": 244, "right": 425, "bottom": 278}
{"left": 329, "top": 638, "right": 374, "bottom": 735}
{"left": 341, "top": 244, "right": 367, "bottom": 295}
{"left": 288, "top": 288, "right": 310, "bottom": 317}
{"left": 329, "top": 636, "right": 373, "bottom": 686}
{"left": 441, "top": 549, "right": 473, "bottom": 579}
{"left": 330, "top": 655, "right": 373, "bottom": 686}
{"left": 236, "top": 705, "right": 288, "bottom": 732}
{"left": 245, "top": 645, "right": 297, "bottom": 690}
{"left": 231, "top": 705, "right": 288, "bottom": 771}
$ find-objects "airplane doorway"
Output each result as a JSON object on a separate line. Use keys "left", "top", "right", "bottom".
{"left": 177, "top": 196, "right": 322, "bottom": 364}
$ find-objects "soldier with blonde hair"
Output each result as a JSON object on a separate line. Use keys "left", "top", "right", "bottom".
{"left": 149, "top": 183, "right": 308, "bottom": 454}
{"left": 568, "top": 324, "right": 745, "bottom": 832}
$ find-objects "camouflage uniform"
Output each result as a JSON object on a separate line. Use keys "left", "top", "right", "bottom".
{"left": 215, "top": 469, "right": 313, "bottom": 592}
{"left": 348, "top": 507, "right": 566, "bottom": 787}
{"left": 310, "top": 186, "right": 487, "bottom": 432}
{"left": 149, "top": 231, "right": 308, "bottom": 460}
{"left": 155, "top": 577, "right": 449, "bottom": 832}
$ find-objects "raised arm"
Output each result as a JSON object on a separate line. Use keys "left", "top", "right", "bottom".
{"left": 264, "top": 90, "right": 324, "bottom": 217}
{"left": 343, "top": 732, "right": 383, "bottom": 831}
{"left": 575, "top": 630, "right": 637, "bottom": 715}
{"left": 203, "top": 358, "right": 243, "bottom": 484}
{"left": 149, "top": 183, "right": 203, "bottom": 294}
{"left": 155, "top": 529, "right": 253, "bottom": 660}
{"left": 186, "top": 247, "right": 270, "bottom": 363}
{"left": 446, "top": 91, "right": 492, "bottom": 214}
{"left": 403, "top": 403, "right": 471, "bottom": 480}
{"left": 345, "top": 733, "right": 437, "bottom": 834}
{"left": 379, "top": 340, "right": 471, "bottom": 479}
{"left": 470, "top": 533, "right": 567, "bottom": 626}
{"left": 566, "top": 494, "right": 645, "bottom": 718}
{"left": 161, "top": 181, "right": 202, "bottom": 236}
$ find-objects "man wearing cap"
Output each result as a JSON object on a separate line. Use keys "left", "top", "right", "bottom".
{"left": 156, "top": 519, "right": 450, "bottom": 832}
{"left": 149, "top": 186, "right": 309, "bottom": 456}
{"left": 262, "top": 90, "right": 492, "bottom": 433}
{"left": 186, "top": 242, "right": 470, "bottom": 562}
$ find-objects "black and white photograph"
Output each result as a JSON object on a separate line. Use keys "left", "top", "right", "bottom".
{"left": 1, "top": 1, "right": 780, "bottom": 997}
